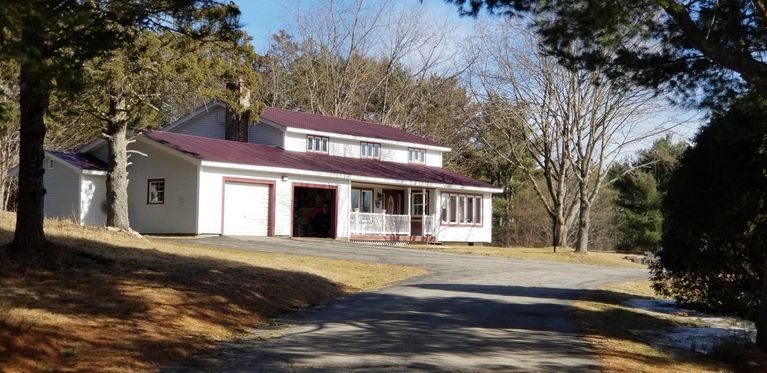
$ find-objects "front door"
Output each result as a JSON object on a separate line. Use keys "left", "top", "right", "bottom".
{"left": 382, "top": 189, "right": 404, "bottom": 214}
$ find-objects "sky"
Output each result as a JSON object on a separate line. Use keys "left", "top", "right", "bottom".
{"left": 235, "top": 0, "right": 477, "bottom": 53}
{"left": 233, "top": 0, "right": 705, "bottom": 152}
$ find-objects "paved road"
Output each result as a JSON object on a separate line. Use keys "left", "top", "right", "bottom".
{"left": 166, "top": 237, "right": 647, "bottom": 372}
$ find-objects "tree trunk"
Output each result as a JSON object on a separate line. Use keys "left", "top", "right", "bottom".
{"left": 551, "top": 214, "right": 568, "bottom": 252}
{"left": 105, "top": 98, "right": 131, "bottom": 230}
{"left": 11, "top": 47, "right": 49, "bottom": 254}
{"left": 758, "top": 254, "right": 767, "bottom": 351}
{"left": 576, "top": 189, "right": 591, "bottom": 253}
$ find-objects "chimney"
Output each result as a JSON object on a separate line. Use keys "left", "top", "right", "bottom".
{"left": 224, "top": 80, "right": 251, "bottom": 142}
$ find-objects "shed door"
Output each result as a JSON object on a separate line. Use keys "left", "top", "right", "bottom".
{"left": 223, "top": 182, "right": 270, "bottom": 236}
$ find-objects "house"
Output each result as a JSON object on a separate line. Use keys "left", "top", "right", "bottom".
{"left": 40, "top": 102, "right": 502, "bottom": 243}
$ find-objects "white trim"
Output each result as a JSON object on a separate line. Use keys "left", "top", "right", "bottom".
{"left": 199, "top": 160, "right": 503, "bottom": 193}
{"left": 283, "top": 126, "right": 451, "bottom": 152}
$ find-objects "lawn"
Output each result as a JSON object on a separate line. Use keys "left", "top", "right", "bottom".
{"left": 573, "top": 280, "right": 766, "bottom": 372}
{"left": 0, "top": 211, "right": 425, "bottom": 372}
{"left": 406, "top": 244, "right": 646, "bottom": 268}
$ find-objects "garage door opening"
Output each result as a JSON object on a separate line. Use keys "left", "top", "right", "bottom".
{"left": 292, "top": 185, "right": 336, "bottom": 238}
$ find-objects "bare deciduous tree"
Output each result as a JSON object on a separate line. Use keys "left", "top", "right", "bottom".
{"left": 470, "top": 20, "right": 670, "bottom": 252}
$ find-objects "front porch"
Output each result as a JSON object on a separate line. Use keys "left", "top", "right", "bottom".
{"left": 348, "top": 184, "right": 439, "bottom": 241}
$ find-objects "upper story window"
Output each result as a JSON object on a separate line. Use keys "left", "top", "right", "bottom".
{"left": 147, "top": 179, "right": 165, "bottom": 204}
{"left": 307, "top": 135, "right": 329, "bottom": 153}
{"left": 408, "top": 148, "right": 426, "bottom": 163}
{"left": 360, "top": 142, "right": 380, "bottom": 159}
{"left": 440, "top": 193, "right": 482, "bottom": 225}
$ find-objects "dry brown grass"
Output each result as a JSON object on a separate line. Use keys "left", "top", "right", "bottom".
{"left": 407, "top": 244, "right": 646, "bottom": 268}
{"left": 573, "top": 280, "right": 764, "bottom": 372}
{"left": 0, "top": 211, "right": 425, "bottom": 372}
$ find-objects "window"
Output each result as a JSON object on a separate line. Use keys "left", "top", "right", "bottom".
{"left": 351, "top": 188, "right": 373, "bottom": 213}
{"left": 360, "top": 142, "right": 380, "bottom": 159}
{"left": 47, "top": 158, "right": 55, "bottom": 169}
{"left": 440, "top": 193, "right": 482, "bottom": 225}
{"left": 147, "top": 179, "right": 165, "bottom": 204}
{"left": 307, "top": 135, "right": 329, "bottom": 153}
{"left": 408, "top": 148, "right": 426, "bottom": 163}
{"left": 412, "top": 191, "right": 429, "bottom": 215}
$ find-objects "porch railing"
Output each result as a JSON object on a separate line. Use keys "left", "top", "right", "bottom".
{"left": 349, "top": 212, "right": 441, "bottom": 236}
{"left": 350, "top": 212, "right": 411, "bottom": 235}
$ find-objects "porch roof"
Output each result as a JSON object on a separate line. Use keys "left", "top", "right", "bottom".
{"left": 142, "top": 131, "right": 497, "bottom": 189}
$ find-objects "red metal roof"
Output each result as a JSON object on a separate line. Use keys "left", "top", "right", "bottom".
{"left": 260, "top": 107, "right": 444, "bottom": 148}
{"left": 143, "top": 131, "right": 494, "bottom": 189}
{"left": 49, "top": 151, "right": 108, "bottom": 171}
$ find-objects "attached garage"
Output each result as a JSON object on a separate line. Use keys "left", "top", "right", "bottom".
{"left": 221, "top": 178, "right": 275, "bottom": 236}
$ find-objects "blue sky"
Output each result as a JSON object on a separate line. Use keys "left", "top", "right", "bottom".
{"left": 235, "top": 0, "right": 476, "bottom": 53}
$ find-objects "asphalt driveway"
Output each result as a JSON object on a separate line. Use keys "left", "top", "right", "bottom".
{"left": 166, "top": 237, "right": 647, "bottom": 372}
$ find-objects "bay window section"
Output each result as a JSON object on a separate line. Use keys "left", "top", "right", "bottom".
{"left": 440, "top": 193, "right": 483, "bottom": 226}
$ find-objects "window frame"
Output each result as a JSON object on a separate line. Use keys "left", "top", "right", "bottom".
{"left": 360, "top": 142, "right": 381, "bottom": 159}
{"left": 440, "top": 193, "right": 482, "bottom": 226}
{"left": 411, "top": 191, "right": 429, "bottom": 216}
{"left": 147, "top": 178, "right": 166, "bottom": 205}
{"left": 351, "top": 188, "right": 374, "bottom": 213}
{"left": 307, "top": 135, "right": 329, "bottom": 153}
{"left": 408, "top": 148, "right": 426, "bottom": 163}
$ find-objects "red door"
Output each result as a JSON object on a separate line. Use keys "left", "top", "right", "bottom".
{"left": 382, "top": 189, "right": 404, "bottom": 214}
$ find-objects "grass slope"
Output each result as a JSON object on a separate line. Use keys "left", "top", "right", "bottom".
{"left": 0, "top": 212, "right": 425, "bottom": 372}
{"left": 406, "top": 245, "right": 646, "bottom": 268}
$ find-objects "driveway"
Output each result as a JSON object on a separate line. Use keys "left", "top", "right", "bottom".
{"left": 166, "top": 237, "right": 647, "bottom": 372}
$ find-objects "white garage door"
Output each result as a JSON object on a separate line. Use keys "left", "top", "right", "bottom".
{"left": 223, "top": 182, "right": 270, "bottom": 236}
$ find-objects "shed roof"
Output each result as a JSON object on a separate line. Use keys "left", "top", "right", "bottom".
{"left": 143, "top": 131, "right": 494, "bottom": 189}
{"left": 49, "top": 151, "right": 108, "bottom": 171}
{"left": 261, "top": 107, "right": 444, "bottom": 148}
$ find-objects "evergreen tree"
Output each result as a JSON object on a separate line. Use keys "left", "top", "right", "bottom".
{"left": 653, "top": 95, "right": 767, "bottom": 348}
{"left": 0, "top": 0, "right": 241, "bottom": 256}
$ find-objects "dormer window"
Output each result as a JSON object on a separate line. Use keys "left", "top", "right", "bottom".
{"left": 360, "top": 142, "right": 380, "bottom": 159}
{"left": 307, "top": 135, "right": 329, "bottom": 153}
{"left": 408, "top": 148, "right": 425, "bottom": 163}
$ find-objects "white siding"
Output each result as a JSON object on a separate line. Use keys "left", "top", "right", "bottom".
{"left": 172, "top": 106, "right": 226, "bottom": 139}
{"left": 283, "top": 131, "right": 444, "bottom": 166}
{"left": 198, "top": 166, "right": 349, "bottom": 238}
{"left": 424, "top": 150, "right": 443, "bottom": 167}
{"left": 435, "top": 191, "right": 492, "bottom": 243}
{"left": 284, "top": 132, "right": 308, "bottom": 153}
{"left": 43, "top": 158, "right": 81, "bottom": 222}
{"left": 249, "top": 122, "right": 284, "bottom": 147}
{"left": 127, "top": 141, "right": 198, "bottom": 233}
{"left": 80, "top": 174, "right": 107, "bottom": 226}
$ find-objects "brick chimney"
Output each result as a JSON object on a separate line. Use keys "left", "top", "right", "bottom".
{"left": 224, "top": 81, "right": 251, "bottom": 142}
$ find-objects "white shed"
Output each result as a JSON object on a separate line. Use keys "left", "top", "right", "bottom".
{"left": 42, "top": 151, "right": 108, "bottom": 226}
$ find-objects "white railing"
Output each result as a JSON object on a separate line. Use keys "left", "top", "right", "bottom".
{"left": 350, "top": 212, "right": 411, "bottom": 235}
{"left": 423, "top": 214, "right": 438, "bottom": 236}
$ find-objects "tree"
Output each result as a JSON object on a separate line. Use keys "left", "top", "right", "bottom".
{"left": 0, "top": 62, "right": 19, "bottom": 211}
{"left": 612, "top": 135, "right": 687, "bottom": 252}
{"left": 448, "top": 0, "right": 767, "bottom": 105}
{"left": 69, "top": 30, "right": 259, "bottom": 231}
{"left": 653, "top": 95, "right": 767, "bottom": 346}
{"left": 0, "top": 1, "right": 241, "bottom": 255}
{"left": 468, "top": 21, "right": 662, "bottom": 252}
